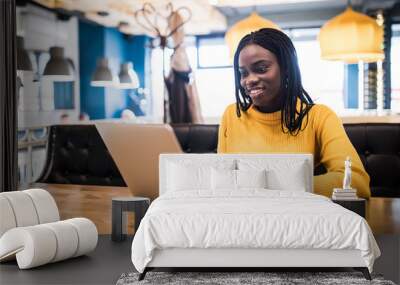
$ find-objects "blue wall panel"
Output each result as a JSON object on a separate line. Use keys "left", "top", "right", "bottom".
{"left": 344, "top": 64, "right": 359, "bottom": 109}
{"left": 124, "top": 35, "right": 149, "bottom": 116}
{"left": 104, "top": 28, "right": 129, "bottom": 118}
{"left": 124, "top": 35, "right": 148, "bottom": 88}
{"left": 79, "top": 22, "right": 149, "bottom": 119}
{"left": 79, "top": 21, "right": 106, "bottom": 119}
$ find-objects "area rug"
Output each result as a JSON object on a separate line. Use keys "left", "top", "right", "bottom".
{"left": 116, "top": 271, "right": 396, "bottom": 285}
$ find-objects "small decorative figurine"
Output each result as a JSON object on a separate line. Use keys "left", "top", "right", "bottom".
{"left": 332, "top": 157, "right": 357, "bottom": 199}
{"left": 343, "top": 156, "right": 352, "bottom": 190}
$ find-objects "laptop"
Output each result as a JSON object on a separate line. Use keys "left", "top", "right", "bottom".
{"left": 95, "top": 122, "right": 183, "bottom": 199}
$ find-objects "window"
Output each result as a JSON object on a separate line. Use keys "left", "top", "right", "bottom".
{"left": 195, "top": 36, "right": 235, "bottom": 121}
{"left": 288, "top": 28, "right": 345, "bottom": 111}
{"left": 195, "top": 67, "right": 235, "bottom": 119}
{"left": 197, "top": 35, "right": 231, "bottom": 68}
{"left": 54, "top": 81, "right": 75, "bottom": 109}
{"left": 293, "top": 40, "right": 345, "bottom": 111}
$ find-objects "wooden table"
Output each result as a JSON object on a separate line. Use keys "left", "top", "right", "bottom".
{"left": 366, "top": 197, "right": 400, "bottom": 235}
{"left": 30, "top": 184, "right": 400, "bottom": 235}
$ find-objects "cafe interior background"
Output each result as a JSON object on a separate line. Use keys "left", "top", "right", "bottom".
{"left": 14, "top": 0, "right": 400, "bottom": 187}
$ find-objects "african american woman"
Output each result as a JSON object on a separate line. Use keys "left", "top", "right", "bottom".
{"left": 217, "top": 28, "right": 370, "bottom": 199}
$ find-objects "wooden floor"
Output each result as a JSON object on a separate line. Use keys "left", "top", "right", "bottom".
{"left": 33, "top": 183, "right": 133, "bottom": 234}
{"left": 32, "top": 183, "right": 400, "bottom": 235}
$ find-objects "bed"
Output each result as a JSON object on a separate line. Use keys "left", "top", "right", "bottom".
{"left": 131, "top": 154, "right": 380, "bottom": 281}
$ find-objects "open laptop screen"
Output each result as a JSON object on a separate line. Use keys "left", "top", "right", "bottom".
{"left": 96, "top": 123, "right": 182, "bottom": 200}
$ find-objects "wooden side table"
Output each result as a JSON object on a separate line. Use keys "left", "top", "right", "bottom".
{"left": 332, "top": 198, "right": 366, "bottom": 218}
{"left": 112, "top": 197, "right": 150, "bottom": 242}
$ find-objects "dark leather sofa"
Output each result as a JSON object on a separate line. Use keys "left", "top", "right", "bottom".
{"left": 37, "top": 123, "right": 400, "bottom": 198}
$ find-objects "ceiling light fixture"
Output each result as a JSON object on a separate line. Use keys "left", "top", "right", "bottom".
{"left": 43, "top": 46, "right": 74, "bottom": 81}
{"left": 319, "top": 6, "right": 384, "bottom": 63}
{"left": 225, "top": 12, "right": 280, "bottom": 59}
{"left": 16, "top": 36, "right": 33, "bottom": 71}
{"left": 118, "top": 62, "right": 139, "bottom": 89}
{"left": 91, "top": 58, "right": 116, "bottom": 87}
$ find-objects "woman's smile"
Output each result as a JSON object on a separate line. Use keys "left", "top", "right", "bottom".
{"left": 239, "top": 44, "right": 282, "bottom": 111}
{"left": 247, "top": 86, "right": 265, "bottom": 100}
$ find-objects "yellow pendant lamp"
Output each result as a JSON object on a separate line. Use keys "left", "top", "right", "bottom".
{"left": 319, "top": 6, "right": 384, "bottom": 63}
{"left": 225, "top": 12, "right": 280, "bottom": 59}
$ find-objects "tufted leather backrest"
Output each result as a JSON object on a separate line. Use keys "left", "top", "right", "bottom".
{"left": 344, "top": 124, "right": 400, "bottom": 197}
{"left": 37, "top": 123, "right": 400, "bottom": 197}
{"left": 37, "top": 125, "right": 126, "bottom": 186}
{"left": 171, "top": 124, "right": 219, "bottom": 153}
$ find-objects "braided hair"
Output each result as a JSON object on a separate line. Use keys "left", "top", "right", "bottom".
{"left": 233, "top": 28, "right": 314, "bottom": 136}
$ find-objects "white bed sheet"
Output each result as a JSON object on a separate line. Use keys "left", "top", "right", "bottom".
{"left": 131, "top": 190, "right": 380, "bottom": 273}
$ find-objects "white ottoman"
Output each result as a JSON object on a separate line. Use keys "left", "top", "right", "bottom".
{"left": 0, "top": 189, "right": 98, "bottom": 269}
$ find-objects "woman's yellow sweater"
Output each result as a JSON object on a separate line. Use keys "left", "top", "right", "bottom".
{"left": 217, "top": 103, "right": 370, "bottom": 198}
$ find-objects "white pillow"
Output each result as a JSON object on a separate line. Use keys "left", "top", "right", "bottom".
{"left": 166, "top": 160, "right": 235, "bottom": 192}
{"left": 238, "top": 159, "right": 309, "bottom": 191}
{"left": 167, "top": 163, "right": 209, "bottom": 191}
{"left": 266, "top": 166, "right": 307, "bottom": 191}
{"left": 211, "top": 168, "right": 236, "bottom": 190}
{"left": 236, "top": 169, "right": 267, "bottom": 189}
{"left": 211, "top": 168, "right": 267, "bottom": 190}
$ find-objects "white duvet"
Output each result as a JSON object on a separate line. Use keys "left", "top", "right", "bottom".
{"left": 131, "top": 190, "right": 380, "bottom": 273}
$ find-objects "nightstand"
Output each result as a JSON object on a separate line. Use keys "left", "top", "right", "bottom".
{"left": 332, "top": 198, "right": 366, "bottom": 218}
{"left": 112, "top": 197, "right": 150, "bottom": 242}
